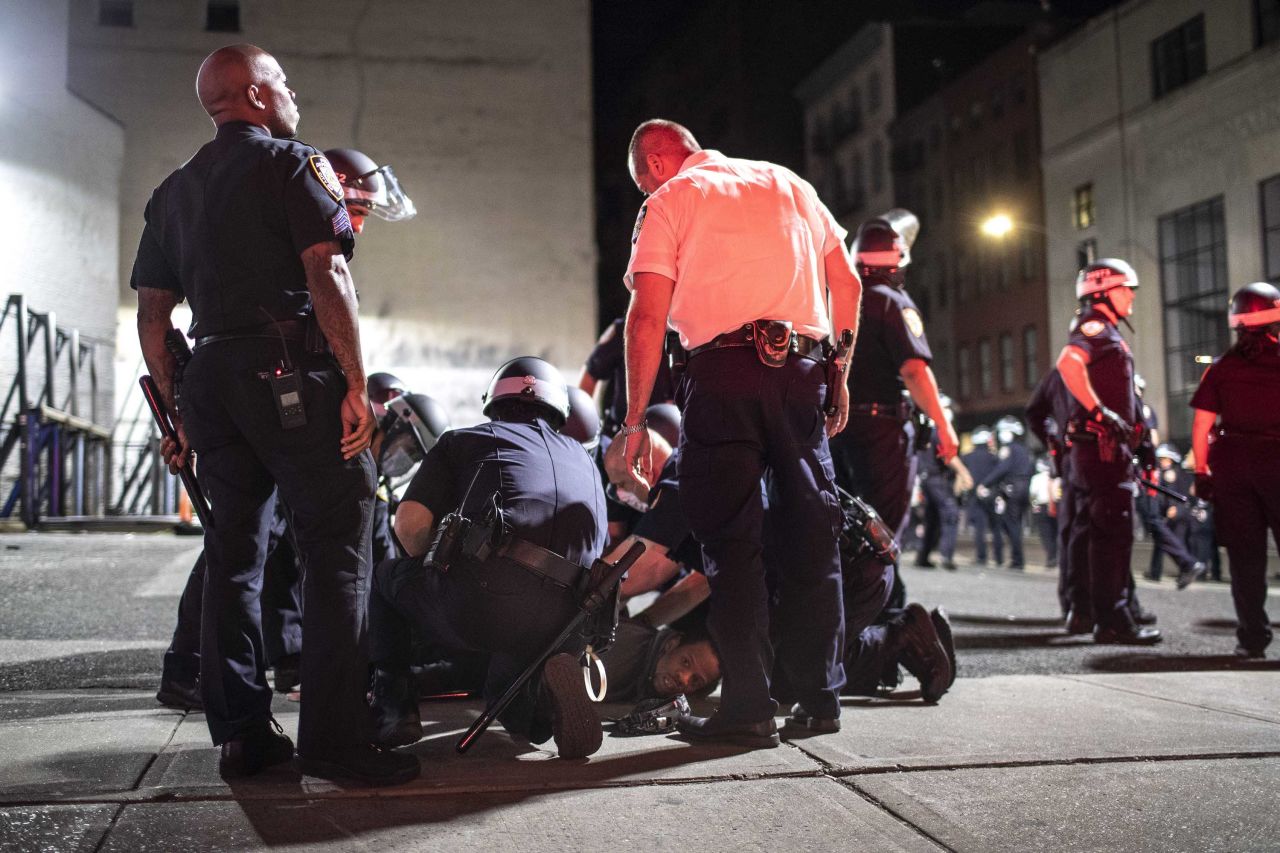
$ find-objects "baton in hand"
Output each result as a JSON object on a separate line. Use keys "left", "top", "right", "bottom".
{"left": 140, "top": 375, "right": 214, "bottom": 530}
{"left": 456, "top": 539, "right": 646, "bottom": 754}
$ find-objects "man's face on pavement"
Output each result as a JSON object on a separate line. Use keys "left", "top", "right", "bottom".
{"left": 652, "top": 639, "right": 720, "bottom": 697}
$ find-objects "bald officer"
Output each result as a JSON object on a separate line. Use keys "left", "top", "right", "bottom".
{"left": 132, "top": 45, "right": 416, "bottom": 785}
{"left": 608, "top": 119, "right": 861, "bottom": 747}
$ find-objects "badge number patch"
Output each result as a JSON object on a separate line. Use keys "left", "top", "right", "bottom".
{"left": 309, "top": 155, "right": 344, "bottom": 202}
{"left": 632, "top": 204, "right": 648, "bottom": 244}
{"left": 1081, "top": 320, "right": 1105, "bottom": 337}
{"left": 903, "top": 307, "right": 925, "bottom": 338}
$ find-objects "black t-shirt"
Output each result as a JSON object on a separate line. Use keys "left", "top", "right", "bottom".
{"left": 130, "top": 121, "right": 355, "bottom": 338}
{"left": 584, "top": 319, "right": 676, "bottom": 433}
{"left": 1065, "top": 307, "right": 1134, "bottom": 426}
{"left": 847, "top": 283, "right": 932, "bottom": 405}
{"left": 402, "top": 418, "right": 607, "bottom": 567}
{"left": 1190, "top": 348, "right": 1280, "bottom": 434}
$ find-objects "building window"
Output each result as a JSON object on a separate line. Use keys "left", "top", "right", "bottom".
{"left": 98, "top": 0, "right": 133, "bottom": 26}
{"left": 1077, "top": 238, "right": 1098, "bottom": 270}
{"left": 978, "top": 338, "right": 993, "bottom": 397}
{"left": 1152, "top": 15, "right": 1207, "bottom": 99}
{"left": 1159, "top": 195, "right": 1229, "bottom": 442}
{"left": 958, "top": 346, "right": 972, "bottom": 400}
{"left": 1259, "top": 0, "right": 1280, "bottom": 46}
{"left": 206, "top": 1, "right": 241, "bottom": 32}
{"left": 1073, "top": 183, "right": 1094, "bottom": 230}
{"left": 999, "top": 333, "right": 1015, "bottom": 392}
{"left": 1023, "top": 325, "right": 1038, "bottom": 390}
{"left": 1262, "top": 174, "right": 1280, "bottom": 282}
{"left": 867, "top": 71, "right": 882, "bottom": 114}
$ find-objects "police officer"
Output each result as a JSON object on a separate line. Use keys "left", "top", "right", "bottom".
{"left": 1190, "top": 282, "right": 1280, "bottom": 658}
{"left": 915, "top": 396, "right": 971, "bottom": 571}
{"left": 609, "top": 119, "right": 860, "bottom": 746}
{"left": 1027, "top": 368, "right": 1080, "bottom": 622}
{"left": 368, "top": 357, "right": 608, "bottom": 756}
{"left": 981, "top": 416, "right": 1034, "bottom": 570}
{"left": 321, "top": 147, "right": 416, "bottom": 235}
{"left": 579, "top": 317, "right": 677, "bottom": 437}
{"left": 132, "top": 45, "right": 416, "bottom": 784}
{"left": 830, "top": 211, "right": 959, "bottom": 557}
{"left": 1140, "top": 444, "right": 1205, "bottom": 587}
{"left": 962, "top": 426, "right": 1001, "bottom": 567}
{"left": 1056, "top": 259, "right": 1159, "bottom": 644}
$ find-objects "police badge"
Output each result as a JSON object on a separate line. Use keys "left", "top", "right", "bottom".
{"left": 309, "top": 155, "right": 344, "bottom": 202}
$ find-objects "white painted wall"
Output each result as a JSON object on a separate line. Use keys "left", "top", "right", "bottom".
{"left": 67, "top": 0, "right": 595, "bottom": 426}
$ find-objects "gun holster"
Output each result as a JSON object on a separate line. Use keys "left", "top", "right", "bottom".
{"left": 666, "top": 331, "right": 688, "bottom": 386}
{"left": 752, "top": 320, "right": 793, "bottom": 368}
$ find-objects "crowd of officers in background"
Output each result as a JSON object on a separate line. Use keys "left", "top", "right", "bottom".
{"left": 135, "top": 46, "right": 1279, "bottom": 789}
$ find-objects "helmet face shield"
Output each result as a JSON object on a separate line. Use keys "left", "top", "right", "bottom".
{"left": 378, "top": 395, "right": 442, "bottom": 478}
{"left": 345, "top": 165, "right": 416, "bottom": 222}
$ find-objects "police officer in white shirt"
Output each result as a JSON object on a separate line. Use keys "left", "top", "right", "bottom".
{"left": 606, "top": 119, "right": 861, "bottom": 747}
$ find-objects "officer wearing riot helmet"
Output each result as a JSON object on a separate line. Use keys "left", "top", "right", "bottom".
{"left": 979, "top": 416, "right": 1034, "bottom": 571}
{"left": 610, "top": 119, "right": 860, "bottom": 747}
{"left": 132, "top": 45, "right": 416, "bottom": 784}
{"left": 1056, "top": 258, "right": 1159, "bottom": 644}
{"left": 1140, "top": 443, "right": 1205, "bottom": 587}
{"left": 368, "top": 357, "right": 609, "bottom": 757}
{"left": 961, "top": 426, "right": 1001, "bottom": 567}
{"left": 831, "top": 211, "right": 959, "bottom": 572}
{"left": 321, "top": 147, "right": 416, "bottom": 235}
{"left": 1190, "top": 281, "right": 1280, "bottom": 658}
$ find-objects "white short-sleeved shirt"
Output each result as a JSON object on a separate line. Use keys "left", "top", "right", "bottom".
{"left": 624, "top": 150, "right": 848, "bottom": 350}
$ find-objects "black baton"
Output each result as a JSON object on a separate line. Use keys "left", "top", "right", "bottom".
{"left": 140, "top": 375, "right": 214, "bottom": 530}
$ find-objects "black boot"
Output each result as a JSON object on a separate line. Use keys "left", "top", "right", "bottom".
{"left": 219, "top": 717, "right": 294, "bottom": 779}
{"left": 890, "top": 604, "right": 953, "bottom": 703}
{"left": 370, "top": 670, "right": 423, "bottom": 749}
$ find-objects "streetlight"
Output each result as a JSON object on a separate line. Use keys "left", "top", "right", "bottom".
{"left": 980, "top": 213, "right": 1014, "bottom": 238}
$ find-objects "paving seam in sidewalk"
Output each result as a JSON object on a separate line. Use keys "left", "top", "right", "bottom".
{"left": 87, "top": 804, "right": 124, "bottom": 853}
{"left": 1051, "top": 673, "right": 1280, "bottom": 726}
{"left": 817, "top": 749, "right": 1280, "bottom": 777}
{"left": 128, "top": 711, "right": 186, "bottom": 791}
{"left": 828, "top": 774, "right": 955, "bottom": 852}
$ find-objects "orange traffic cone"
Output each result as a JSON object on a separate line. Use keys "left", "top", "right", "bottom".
{"left": 178, "top": 487, "right": 193, "bottom": 524}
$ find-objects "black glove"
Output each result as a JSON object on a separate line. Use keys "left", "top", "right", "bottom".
{"left": 1194, "top": 473, "right": 1213, "bottom": 503}
{"left": 1088, "top": 405, "right": 1132, "bottom": 443}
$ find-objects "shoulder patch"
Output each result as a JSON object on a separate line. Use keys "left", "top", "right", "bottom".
{"left": 902, "top": 307, "right": 925, "bottom": 338}
{"left": 309, "top": 155, "right": 344, "bottom": 202}
{"left": 632, "top": 204, "right": 648, "bottom": 245}
{"left": 998, "top": 446, "right": 1011, "bottom": 460}
{"left": 1081, "top": 320, "right": 1105, "bottom": 337}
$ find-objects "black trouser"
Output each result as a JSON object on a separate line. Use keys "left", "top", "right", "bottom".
{"left": 1067, "top": 443, "right": 1135, "bottom": 632}
{"left": 968, "top": 498, "right": 1003, "bottom": 565}
{"left": 678, "top": 348, "right": 844, "bottom": 723}
{"left": 830, "top": 413, "right": 915, "bottom": 611}
{"left": 1033, "top": 506, "right": 1058, "bottom": 566}
{"left": 1140, "top": 496, "right": 1198, "bottom": 580}
{"left": 997, "top": 489, "right": 1028, "bottom": 568}
{"left": 918, "top": 476, "right": 959, "bottom": 564}
{"left": 1057, "top": 458, "right": 1079, "bottom": 617}
{"left": 180, "top": 339, "right": 375, "bottom": 752}
{"left": 369, "top": 554, "right": 580, "bottom": 742}
{"left": 1210, "top": 437, "right": 1279, "bottom": 653}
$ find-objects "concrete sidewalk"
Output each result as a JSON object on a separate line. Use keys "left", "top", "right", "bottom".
{"left": 2, "top": 671, "right": 1278, "bottom": 852}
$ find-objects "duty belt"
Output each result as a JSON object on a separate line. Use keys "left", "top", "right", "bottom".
{"left": 687, "top": 324, "right": 826, "bottom": 363}
{"left": 494, "top": 536, "right": 589, "bottom": 590}
{"left": 848, "top": 401, "right": 913, "bottom": 421}
{"left": 194, "top": 318, "right": 308, "bottom": 349}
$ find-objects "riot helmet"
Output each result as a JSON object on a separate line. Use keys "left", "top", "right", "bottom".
{"left": 971, "top": 425, "right": 993, "bottom": 447}
{"left": 1228, "top": 282, "right": 1280, "bottom": 332}
{"left": 852, "top": 208, "right": 919, "bottom": 288}
{"left": 482, "top": 356, "right": 571, "bottom": 427}
{"left": 1155, "top": 443, "right": 1182, "bottom": 464}
{"left": 1075, "top": 258, "right": 1138, "bottom": 300}
{"left": 367, "top": 372, "right": 407, "bottom": 418}
{"left": 562, "top": 387, "right": 602, "bottom": 452}
{"left": 377, "top": 393, "right": 451, "bottom": 478}
{"left": 995, "top": 415, "right": 1024, "bottom": 445}
{"left": 1134, "top": 373, "right": 1147, "bottom": 397}
{"left": 645, "top": 402, "right": 682, "bottom": 449}
{"left": 322, "top": 147, "right": 417, "bottom": 232}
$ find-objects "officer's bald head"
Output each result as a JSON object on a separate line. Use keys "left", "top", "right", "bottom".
{"left": 629, "top": 119, "right": 700, "bottom": 194}
{"left": 196, "top": 44, "right": 299, "bottom": 138}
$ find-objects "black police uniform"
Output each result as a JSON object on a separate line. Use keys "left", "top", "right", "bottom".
{"left": 1063, "top": 308, "right": 1138, "bottom": 634}
{"left": 1141, "top": 463, "right": 1198, "bottom": 582}
{"left": 1026, "top": 368, "right": 1074, "bottom": 614}
{"left": 916, "top": 430, "right": 959, "bottom": 568}
{"left": 368, "top": 417, "right": 606, "bottom": 741}
{"left": 961, "top": 443, "right": 1001, "bottom": 565}
{"left": 830, "top": 282, "right": 932, "bottom": 544}
{"left": 162, "top": 499, "right": 302, "bottom": 692}
{"left": 982, "top": 440, "right": 1034, "bottom": 570}
{"left": 1190, "top": 346, "right": 1280, "bottom": 655}
{"left": 583, "top": 318, "right": 676, "bottom": 436}
{"left": 131, "top": 120, "right": 375, "bottom": 754}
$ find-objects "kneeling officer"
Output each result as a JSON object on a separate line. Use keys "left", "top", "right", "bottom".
{"left": 368, "top": 357, "right": 609, "bottom": 758}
